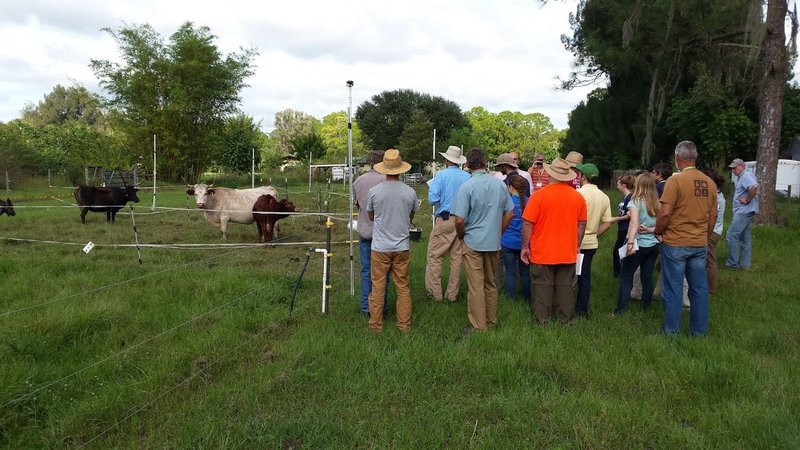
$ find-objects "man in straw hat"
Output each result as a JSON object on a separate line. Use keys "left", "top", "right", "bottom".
{"left": 521, "top": 157, "right": 587, "bottom": 324}
{"left": 367, "top": 149, "right": 419, "bottom": 332}
{"left": 353, "top": 149, "right": 386, "bottom": 317}
{"left": 426, "top": 145, "right": 470, "bottom": 302}
{"left": 452, "top": 149, "right": 515, "bottom": 333}
{"left": 494, "top": 152, "right": 531, "bottom": 197}
{"left": 564, "top": 151, "right": 584, "bottom": 190}
{"left": 527, "top": 152, "right": 550, "bottom": 193}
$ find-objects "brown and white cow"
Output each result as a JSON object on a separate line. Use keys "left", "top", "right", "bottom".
{"left": 252, "top": 194, "right": 298, "bottom": 244}
{"left": 186, "top": 183, "right": 278, "bottom": 240}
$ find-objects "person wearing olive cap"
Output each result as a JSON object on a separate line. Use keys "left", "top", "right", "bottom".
{"left": 575, "top": 162, "right": 613, "bottom": 317}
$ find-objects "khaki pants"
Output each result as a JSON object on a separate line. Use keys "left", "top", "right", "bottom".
{"left": 425, "top": 217, "right": 463, "bottom": 301}
{"left": 462, "top": 246, "right": 499, "bottom": 330}
{"left": 706, "top": 232, "right": 721, "bottom": 294}
{"left": 531, "top": 263, "right": 576, "bottom": 324}
{"left": 368, "top": 250, "right": 412, "bottom": 332}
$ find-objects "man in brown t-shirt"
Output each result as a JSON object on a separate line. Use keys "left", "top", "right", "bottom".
{"left": 654, "top": 141, "right": 717, "bottom": 336}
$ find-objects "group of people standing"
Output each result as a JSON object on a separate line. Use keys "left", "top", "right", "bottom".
{"left": 353, "top": 140, "right": 758, "bottom": 337}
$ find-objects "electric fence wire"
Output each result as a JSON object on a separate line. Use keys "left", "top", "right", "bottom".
{"left": 77, "top": 289, "right": 314, "bottom": 449}
{"left": 0, "top": 246, "right": 252, "bottom": 319}
{"left": 1, "top": 282, "right": 278, "bottom": 411}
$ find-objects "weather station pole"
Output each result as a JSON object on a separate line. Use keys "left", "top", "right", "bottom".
{"left": 152, "top": 134, "right": 157, "bottom": 210}
{"left": 347, "top": 80, "right": 355, "bottom": 297}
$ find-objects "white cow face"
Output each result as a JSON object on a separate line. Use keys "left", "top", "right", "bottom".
{"left": 189, "top": 183, "right": 215, "bottom": 208}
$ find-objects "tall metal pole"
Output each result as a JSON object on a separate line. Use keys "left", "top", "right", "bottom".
{"left": 251, "top": 148, "right": 255, "bottom": 188}
{"left": 152, "top": 134, "right": 157, "bottom": 210}
{"left": 346, "top": 80, "right": 355, "bottom": 297}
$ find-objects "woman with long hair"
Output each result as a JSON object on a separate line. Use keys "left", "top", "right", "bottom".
{"left": 614, "top": 173, "right": 660, "bottom": 314}
{"left": 611, "top": 174, "right": 635, "bottom": 278}
{"left": 500, "top": 174, "right": 530, "bottom": 302}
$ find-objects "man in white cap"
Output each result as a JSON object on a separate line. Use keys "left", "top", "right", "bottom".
{"left": 367, "top": 149, "right": 419, "bottom": 332}
{"left": 426, "top": 145, "right": 471, "bottom": 302}
{"left": 521, "top": 157, "right": 587, "bottom": 324}
{"left": 726, "top": 157, "right": 758, "bottom": 269}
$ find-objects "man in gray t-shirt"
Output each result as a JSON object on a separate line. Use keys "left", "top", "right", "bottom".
{"left": 366, "top": 149, "right": 419, "bottom": 332}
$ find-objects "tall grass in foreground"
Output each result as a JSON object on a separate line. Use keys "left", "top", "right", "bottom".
{"left": 0, "top": 182, "right": 798, "bottom": 448}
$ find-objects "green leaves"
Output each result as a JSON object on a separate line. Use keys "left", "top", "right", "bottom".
{"left": 90, "top": 22, "right": 257, "bottom": 181}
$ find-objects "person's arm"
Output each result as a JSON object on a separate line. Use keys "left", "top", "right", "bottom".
{"left": 707, "top": 194, "right": 718, "bottom": 237}
{"left": 597, "top": 220, "right": 612, "bottom": 237}
{"left": 577, "top": 221, "right": 587, "bottom": 252}
{"left": 455, "top": 216, "right": 465, "bottom": 239}
{"left": 409, "top": 210, "right": 416, "bottom": 222}
{"left": 740, "top": 183, "right": 758, "bottom": 204}
{"left": 520, "top": 220, "right": 532, "bottom": 264}
{"left": 626, "top": 207, "right": 640, "bottom": 255}
{"left": 654, "top": 202, "right": 673, "bottom": 237}
{"left": 501, "top": 210, "right": 514, "bottom": 232}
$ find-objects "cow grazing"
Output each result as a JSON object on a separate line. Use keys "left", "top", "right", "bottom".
{"left": 187, "top": 183, "right": 278, "bottom": 240}
{"left": 0, "top": 198, "right": 15, "bottom": 216}
{"left": 253, "top": 194, "right": 298, "bottom": 243}
{"left": 74, "top": 185, "right": 140, "bottom": 223}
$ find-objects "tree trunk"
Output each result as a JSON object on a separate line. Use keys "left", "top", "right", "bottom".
{"left": 755, "top": 0, "right": 788, "bottom": 225}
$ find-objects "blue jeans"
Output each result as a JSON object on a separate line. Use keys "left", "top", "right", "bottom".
{"left": 500, "top": 247, "right": 530, "bottom": 302}
{"left": 615, "top": 244, "right": 659, "bottom": 314}
{"left": 660, "top": 244, "right": 709, "bottom": 336}
{"left": 576, "top": 248, "right": 597, "bottom": 316}
{"left": 359, "top": 238, "right": 387, "bottom": 313}
{"left": 726, "top": 212, "right": 754, "bottom": 269}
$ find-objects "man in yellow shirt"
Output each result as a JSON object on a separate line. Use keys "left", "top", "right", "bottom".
{"left": 575, "top": 163, "right": 613, "bottom": 317}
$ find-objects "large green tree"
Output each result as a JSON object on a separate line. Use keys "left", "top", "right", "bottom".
{"left": 21, "top": 84, "right": 106, "bottom": 129}
{"left": 465, "top": 107, "right": 561, "bottom": 162}
{"left": 558, "top": 0, "right": 765, "bottom": 166}
{"left": 319, "top": 111, "right": 366, "bottom": 161}
{"left": 355, "top": 89, "right": 469, "bottom": 150}
{"left": 398, "top": 109, "right": 435, "bottom": 169}
{"left": 90, "top": 22, "right": 256, "bottom": 180}
{"left": 271, "top": 109, "right": 320, "bottom": 157}
{"left": 216, "top": 114, "right": 266, "bottom": 173}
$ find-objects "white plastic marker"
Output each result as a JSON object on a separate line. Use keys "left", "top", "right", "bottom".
{"left": 83, "top": 241, "right": 94, "bottom": 254}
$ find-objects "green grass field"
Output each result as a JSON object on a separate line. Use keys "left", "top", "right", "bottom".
{"left": 1, "top": 180, "right": 798, "bottom": 448}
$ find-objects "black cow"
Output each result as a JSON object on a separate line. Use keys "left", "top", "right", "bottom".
{"left": 74, "top": 185, "right": 140, "bottom": 223}
{"left": 0, "top": 198, "right": 14, "bottom": 216}
{"left": 253, "top": 194, "right": 297, "bottom": 243}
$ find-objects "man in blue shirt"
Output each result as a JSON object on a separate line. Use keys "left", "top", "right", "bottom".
{"left": 726, "top": 158, "right": 759, "bottom": 269}
{"left": 453, "top": 149, "right": 515, "bottom": 333}
{"left": 425, "top": 146, "right": 470, "bottom": 302}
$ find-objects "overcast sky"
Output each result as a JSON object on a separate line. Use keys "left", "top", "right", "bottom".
{"left": 1, "top": 0, "right": 602, "bottom": 130}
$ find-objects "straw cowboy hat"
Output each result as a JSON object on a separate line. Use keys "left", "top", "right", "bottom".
{"left": 374, "top": 149, "right": 412, "bottom": 175}
{"left": 495, "top": 153, "right": 518, "bottom": 169}
{"left": 439, "top": 145, "right": 467, "bottom": 165}
{"left": 565, "top": 151, "right": 584, "bottom": 167}
{"left": 545, "top": 157, "right": 577, "bottom": 182}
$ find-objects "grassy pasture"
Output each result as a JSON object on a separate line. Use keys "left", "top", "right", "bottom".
{"left": 1, "top": 180, "right": 798, "bottom": 448}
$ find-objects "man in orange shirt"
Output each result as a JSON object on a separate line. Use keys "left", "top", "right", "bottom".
{"left": 521, "top": 157, "right": 587, "bottom": 324}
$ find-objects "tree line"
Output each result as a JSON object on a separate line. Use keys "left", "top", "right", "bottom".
{"left": 1, "top": 3, "right": 799, "bottom": 221}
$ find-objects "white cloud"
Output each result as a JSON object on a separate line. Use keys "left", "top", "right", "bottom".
{"left": 1, "top": 0, "right": 598, "bottom": 129}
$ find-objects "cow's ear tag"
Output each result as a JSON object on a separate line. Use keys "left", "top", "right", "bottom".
{"left": 83, "top": 241, "right": 95, "bottom": 254}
